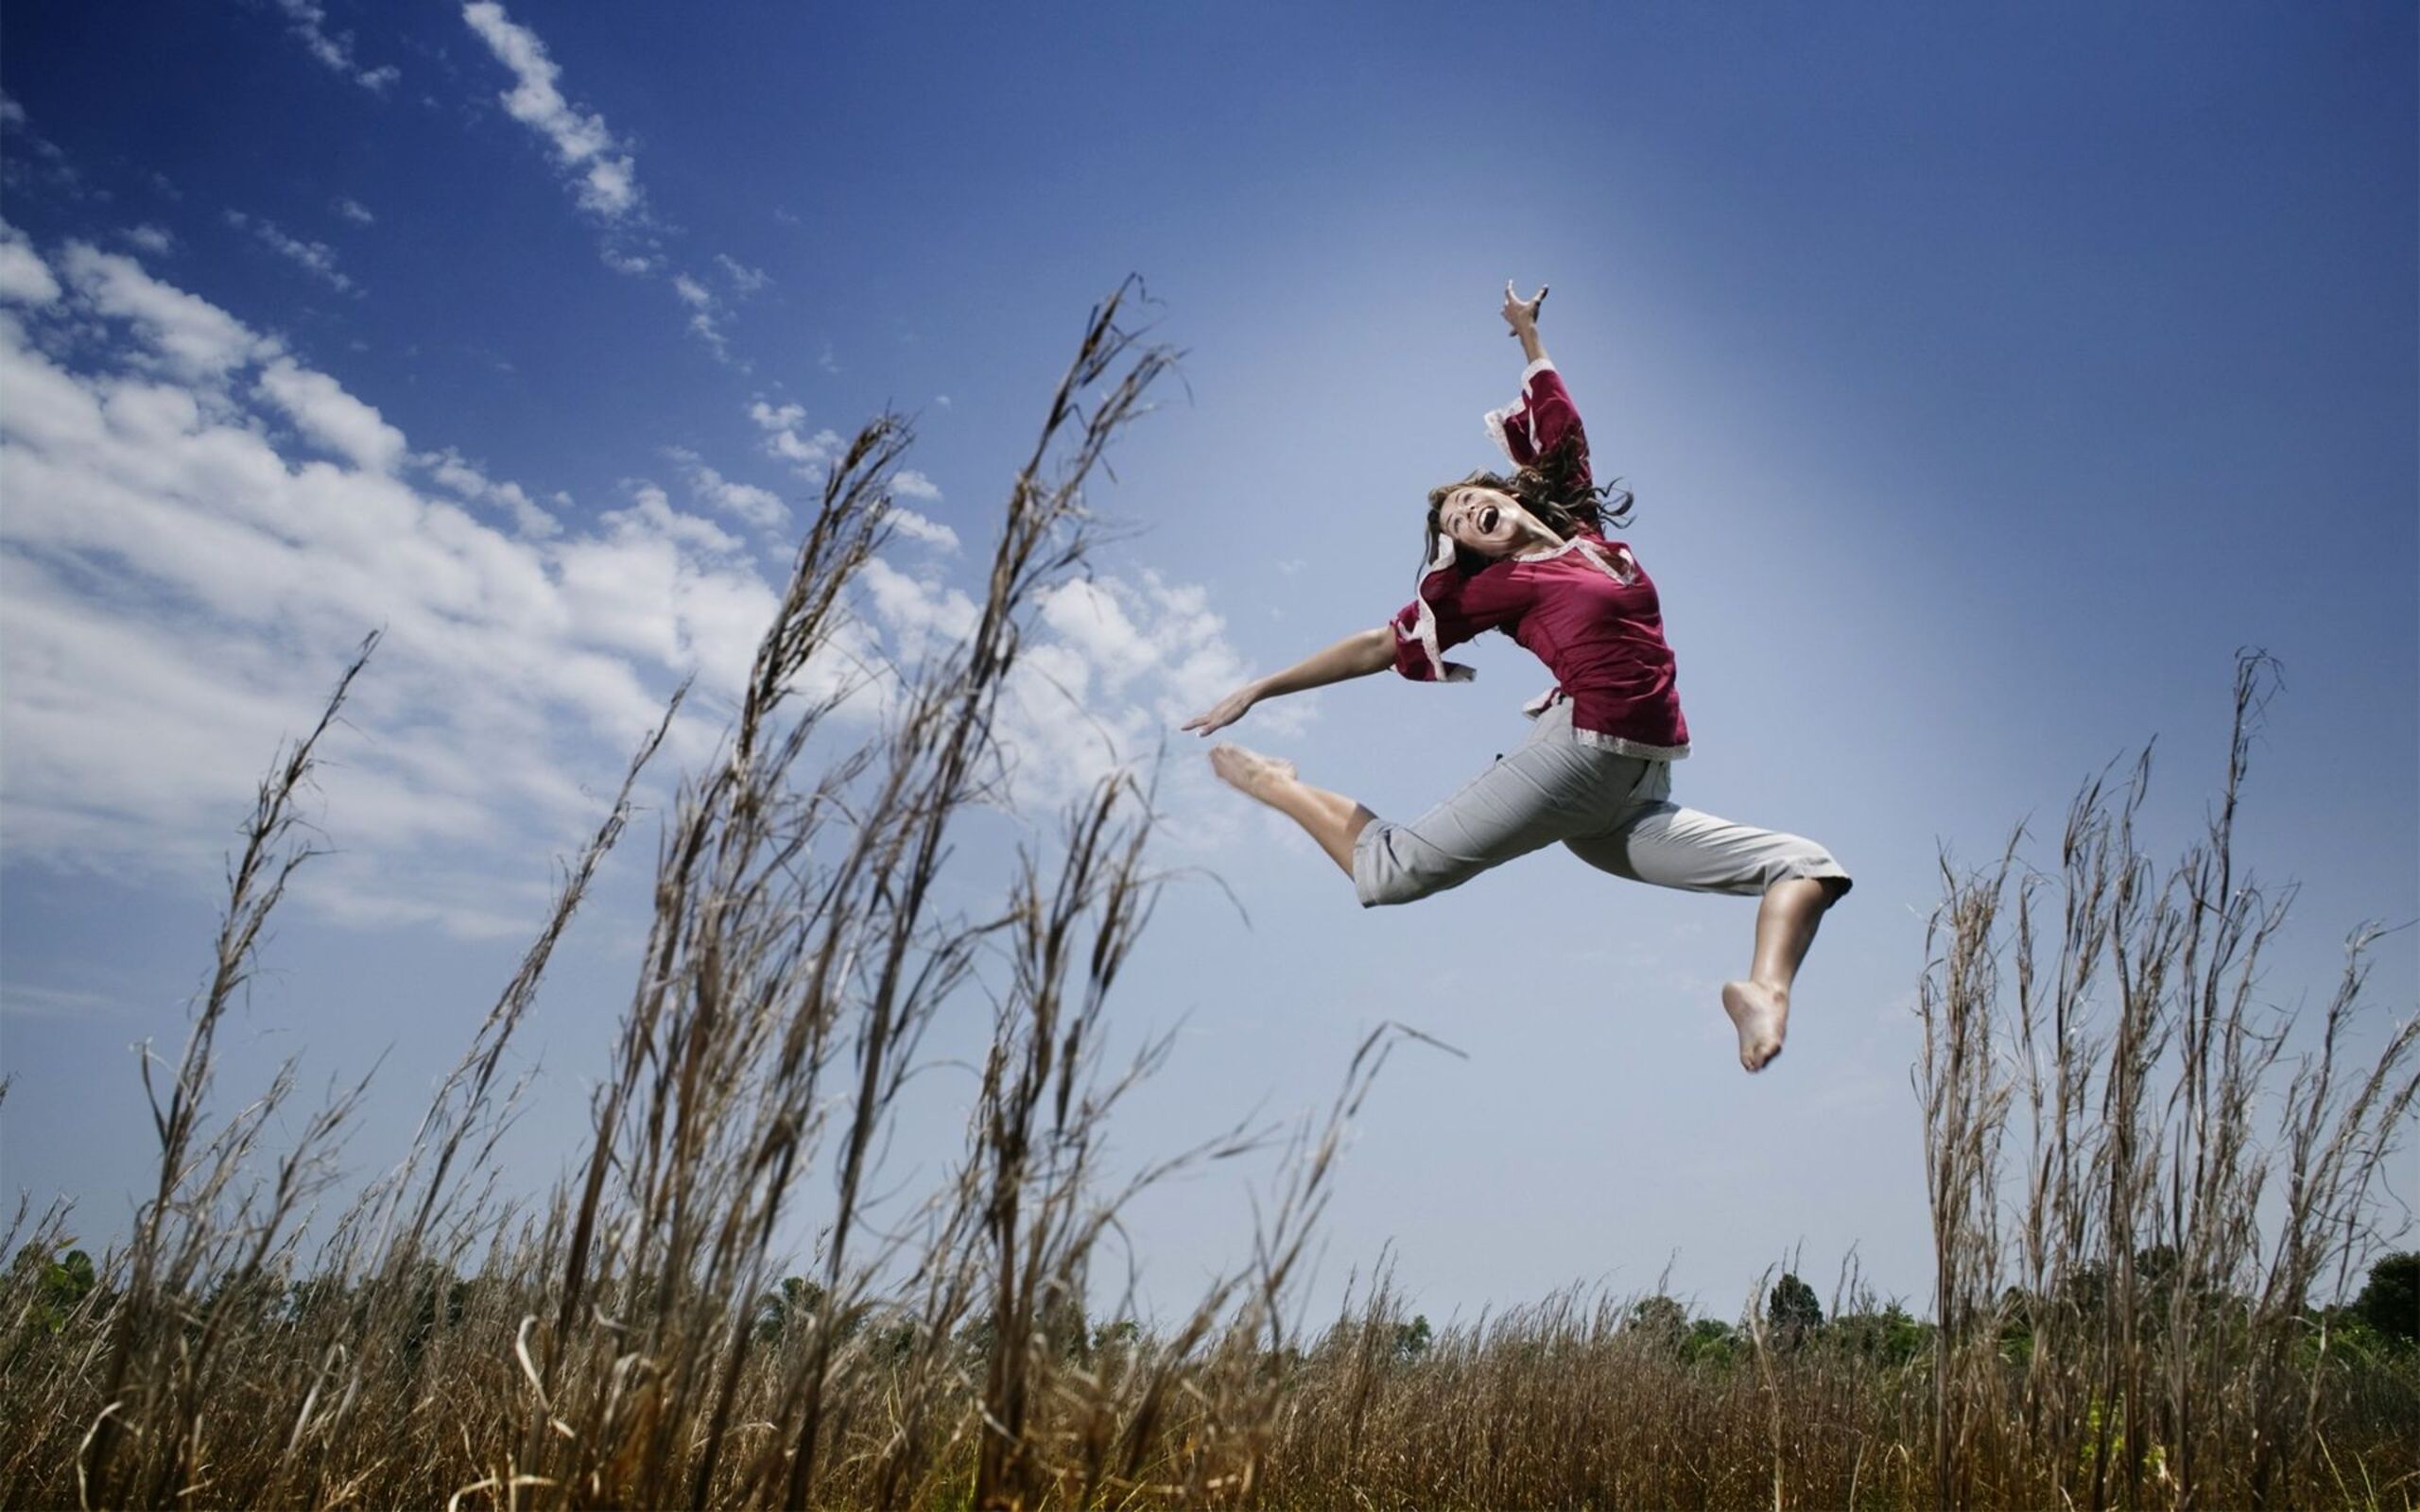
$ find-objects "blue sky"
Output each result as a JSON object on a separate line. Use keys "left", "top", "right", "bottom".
{"left": 1, "top": 2, "right": 2411, "bottom": 1323}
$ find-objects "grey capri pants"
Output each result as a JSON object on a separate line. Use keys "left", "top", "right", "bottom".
{"left": 1352, "top": 697, "right": 1852, "bottom": 908}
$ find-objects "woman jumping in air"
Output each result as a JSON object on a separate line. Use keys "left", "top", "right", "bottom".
{"left": 1182, "top": 282, "right": 1850, "bottom": 1074}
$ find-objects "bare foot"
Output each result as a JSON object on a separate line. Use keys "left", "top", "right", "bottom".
{"left": 1720, "top": 980, "right": 1789, "bottom": 1074}
{"left": 1208, "top": 743, "right": 1299, "bottom": 803}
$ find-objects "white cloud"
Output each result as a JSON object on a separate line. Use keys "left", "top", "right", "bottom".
{"left": 257, "top": 356, "right": 406, "bottom": 472}
{"left": 748, "top": 399, "right": 841, "bottom": 473}
{"left": 419, "top": 446, "right": 561, "bottom": 538}
{"left": 0, "top": 231, "right": 1273, "bottom": 939}
{"left": 852, "top": 559, "right": 1302, "bottom": 818}
{"left": 0, "top": 233, "right": 793, "bottom": 934}
{"left": 607, "top": 482, "right": 740, "bottom": 555}
{"left": 120, "top": 224, "right": 177, "bottom": 256}
{"left": 334, "top": 197, "right": 375, "bottom": 226}
{"left": 60, "top": 241, "right": 273, "bottom": 378}
{"left": 885, "top": 507, "right": 959, "bottom": 553}
{"left": 268, "top": 0, "right": 399, "bottom": 93}
{"left": 227, "top": 210, "right": 355, "bottom": 294}
{"left": 458, "top": 3, "right": 739, "bottom": 363}
{"left": 669, "top": 271, "right": 739, "bottom": 362}
{"left": 0, "top": 96, "right": 25, "bottom": 129}
{"left": 461, "top": 2, "right": 639, "bottom": 219}
{"left": 879, "top": 472, "right": 958, "bottom": 552}
{"left": 664, "top": 446, "right": 786, "bottom": 529}
{"left": 715, "top": 253, "right": 770, "bottom": 297}
{"left": 857, "top": 558, "right": 978, "bottom": 666}
{"left": 0, "top": 220, "right": 60, "bottom": 306}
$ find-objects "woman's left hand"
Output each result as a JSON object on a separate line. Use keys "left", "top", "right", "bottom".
{"left": 1181, "top": 685, "right": 1258, "bottom": 736}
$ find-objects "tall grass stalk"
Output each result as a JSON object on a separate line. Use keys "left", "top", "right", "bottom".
{"left": 1918, "top": 651, "right": 2419, "bottom": 1510}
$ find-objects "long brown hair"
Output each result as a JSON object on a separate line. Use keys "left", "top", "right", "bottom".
{"left": 1421, "top": 434, "right": 1635, "bottom": 572}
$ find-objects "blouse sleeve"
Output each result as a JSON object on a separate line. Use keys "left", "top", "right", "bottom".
{"left": 1482, "top": 361, "right": 1594, "bottom": 490}
{"left": 1390, "top": 564, "right": 1532, "bottom": 682}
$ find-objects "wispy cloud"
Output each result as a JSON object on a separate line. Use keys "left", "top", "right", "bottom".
{"left": 267, "top": 0, "right": 399, "bottom": 93}
{"left": 460, "top": 2, "right": 638, "bottom": 220}
{"left": 225, "top": 210, "right": 355, "bottom": 295}
{"left": 333, "top": 197, "right": 375, "bottom": 226}
{"left": 119, "top": 224, "right": 177, "bottom": 256}
{"left": 853, "top": 561, "right": 1305, "bottom": 817}
{"left": 885, "top": 507, "right": 959, "bottom": 553}
{"left": 664, "top": 445, "right": 786, "bottom": 529}
{"left": 458, "top": 5, "right": 758, "bottom": 365}
{"left": 748, "top": 400, "right": 841, "bottom": 473}
{"left": 715, "top": 252, "right": 770, "bottom": 297}
{"left": 671, "top": 272, "right": 732, "bottom": 362}
{"left": 0, "top": 94, "right": 98, "bottom": 204}
{"left": 884, "top": 470, "right": 959, "bottom": 552}
{"left": 420, "top": 446, "right": 561, "bottom": 537}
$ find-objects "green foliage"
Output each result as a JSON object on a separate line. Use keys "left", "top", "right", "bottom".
{"left": 2353, "top": 1251, "right": 2418, "bottom": 1347}
{"left": 1392, "top": 1314, "right": 1432, "bottom": 1361}
{"left": 1623, "top": 1297, "right": 1740, "bottom": 1366}
{"left": 9, "top": 1245, "right": 96, "bottom": 1333}
{"left": 1625, "top": 1295, "right": 1688, "bottom": 1346}
{"left": 1767, "top": 1272, "right": 1823, "bottom": 1349}
{"left": 1830, "top": 1303, "right": 1929, "bottom": 1366}
{"left": 753, "top": 1275, "right": 828, "bottom": 1346}
{"left": 282, "top": 1273, "right": 355, "bottom": 1329}
{"left": 1038, "top": 1285, "right": 1091, "bottom": 1363}
{"left": 1683, "top": 1317, "right": 1740, "bottom": 1366}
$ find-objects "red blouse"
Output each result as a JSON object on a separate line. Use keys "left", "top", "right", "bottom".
{"left": 1391, "top": 361, "right": 1690, "bottom": 760}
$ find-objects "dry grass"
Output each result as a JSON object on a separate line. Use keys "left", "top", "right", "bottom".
{"left": 1, "top": 290, "right": 2412, "bottom": 1508}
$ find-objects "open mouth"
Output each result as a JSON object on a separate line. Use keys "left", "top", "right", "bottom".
{"left": 1478, "top": 505, "right": 1500, "bottom": 534}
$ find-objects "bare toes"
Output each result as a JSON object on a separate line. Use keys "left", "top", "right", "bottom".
{"left": 1721, "top": 981, "right": 1790, "bottom": 1074}
{"left": 1208, "top": 743, "right": 1295, "bottom": 799}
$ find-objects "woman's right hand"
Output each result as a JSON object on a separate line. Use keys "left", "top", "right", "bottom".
{"left": 1181, "top": 684, "right": 1258, "bottom": 736}
{"left": 1502, "top": 280, "right": 1548, "bottom": 335}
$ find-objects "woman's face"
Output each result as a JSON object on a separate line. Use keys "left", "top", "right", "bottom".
{"left": 1436, "top": 485, "right": 1554, "bottom": 559}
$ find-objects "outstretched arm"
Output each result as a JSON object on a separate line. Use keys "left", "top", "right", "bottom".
{"left": 1503, "top": 281, "right": 1549, "bottom": 366}
{"left": 1181, "top": 626, "right": 1393, "bottom": 736}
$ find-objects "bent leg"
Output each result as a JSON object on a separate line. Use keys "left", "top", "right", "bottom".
{"left": 1565, "top": 801, "right": 1851, "bottom": 1072}
{"left": 1563, "top": 799, "right": 1851, "bottom": 899}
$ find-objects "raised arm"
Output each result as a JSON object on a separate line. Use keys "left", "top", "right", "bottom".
{"left": 1503, "top": 281, "right": 1548, "bottom": 367}
{"left": 1487, "top": 281, "right": 1591, "bottom": 486}
{"left": 1181, "top": 625, "right": 1393, "bottom": 736}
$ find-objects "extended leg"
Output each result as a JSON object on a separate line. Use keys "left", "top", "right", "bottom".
{"left": 1207, "top": 745, "right": 1373, "bottom": 876}
{"left": 1212, "top": 732, "right": 1608, "bottom": 903}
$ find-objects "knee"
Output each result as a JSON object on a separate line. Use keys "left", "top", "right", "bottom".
{"left": 1356, "top": 863, "right": 1445, "bottom": 909}
{"left": 1353, "top": 825, "right": 1455, "bottom": 907}
{"left": 1762, "top": 839, "right": 1851, "bottom": 899}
